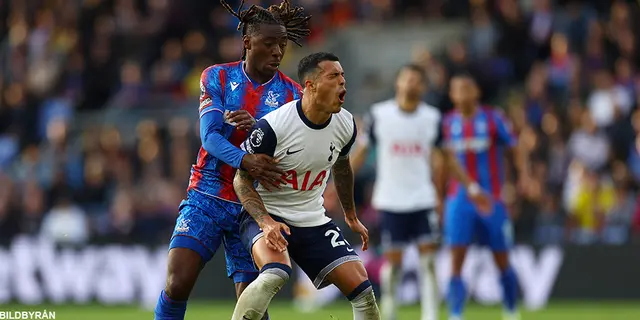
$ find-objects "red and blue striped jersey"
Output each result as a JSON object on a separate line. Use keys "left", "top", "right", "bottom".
{"left": 441, "top": 107, "right": 516, "bottom": 199}
{"left": 189, "top": 61, "right": 302, "bottom": 202}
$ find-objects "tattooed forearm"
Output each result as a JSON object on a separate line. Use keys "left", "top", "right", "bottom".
{"left": 233, "top": 170, "right": 270, "bottom": 226}
{"left": 331, "top": 155, "right": 356, "bottom": 220}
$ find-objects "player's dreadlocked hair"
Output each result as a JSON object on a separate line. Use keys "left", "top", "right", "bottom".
{"left": 220, "top": 0, "right": 311, "bottom": 59}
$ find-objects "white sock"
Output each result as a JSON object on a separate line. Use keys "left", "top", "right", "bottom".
{"left": 503, "top": 310, "right": 521, "bottom": 320}
{"left": 419, "top": 253, "right": 438, "bottom": 320}
{"left": 351, "top": 286, "right": 381, "bottom": 320}
{"left": 231, "top": 267, "right": 290, "bottom": 320}
{"left": 380, "top": 263, "right": 401, "bottom": 320}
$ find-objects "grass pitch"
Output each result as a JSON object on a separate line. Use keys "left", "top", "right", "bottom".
{"left": 5, "top": 301, "right": 639, "bottom": 319}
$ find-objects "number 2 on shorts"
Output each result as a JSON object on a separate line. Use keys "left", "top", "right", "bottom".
{"left": 325, "top": 227, "right": 354, "bottom": 252}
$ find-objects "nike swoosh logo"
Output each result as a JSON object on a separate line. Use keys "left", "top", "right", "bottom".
{"left": 286, "top": 148, "right": 303, "bottom": 155}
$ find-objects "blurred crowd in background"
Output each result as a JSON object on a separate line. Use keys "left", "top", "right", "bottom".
{"left": 1, "top": 0, "right": 640, "bottom": 249}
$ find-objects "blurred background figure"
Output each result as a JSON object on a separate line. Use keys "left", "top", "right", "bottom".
{"left": 1, "top": 0, "right": 640, "bottom": 318}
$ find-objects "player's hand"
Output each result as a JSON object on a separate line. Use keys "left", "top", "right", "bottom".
{"left": 260, "top": 218, "right": 290, "bottom": 252}
{"left": 226, "top": 110, "right": 256, "bottom": 131}
{"left": 345, "top": 217, "right": 369, "bottom": 251}
{"left": 467, "top": 182, "right": 493, "bottom": 215}
{"left": 241, "top": 154, "right": 287, "bottom": 191}
{"left": 470, "top": 192, "right": 493, "bottom": 215}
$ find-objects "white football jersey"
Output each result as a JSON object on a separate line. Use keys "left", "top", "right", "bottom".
{"left": 240, "top": 100, "right": 357, "bottom": 227}
{"left": 361, "top": 99, "right": 442, "bottom": 212}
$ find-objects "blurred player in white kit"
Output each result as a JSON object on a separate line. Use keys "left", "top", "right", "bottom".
{"left": 351, "top": 64, "right": 443, "bottom": 320}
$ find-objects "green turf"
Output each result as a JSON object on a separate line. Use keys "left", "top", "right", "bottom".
{"left": 3, "top": 301, "right": 639, "bottom": 319}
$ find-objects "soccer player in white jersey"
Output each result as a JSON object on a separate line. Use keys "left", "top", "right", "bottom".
{"left": 351, "top": 64, "right": 442, "bottom": 320}
{"left": 231, "top": 52, "right": 381, "bottom": 320}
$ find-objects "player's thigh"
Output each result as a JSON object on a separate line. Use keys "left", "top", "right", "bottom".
{"left": 169, "top": 196, "right": 223, "bottom": 263}
{"left": 223, "top": 230, "right": 260, "bottom": 284}
{"left": 288, "top": 221, "right": 360, "bottom": 290}
{"left": 238, "top": 210, "right": 291, "bottom": 270}
{"left": 166, "top": 197, "right": 223, "bottom": 297}
{"left": 413, "top": 208, "right": 441, "bottom": 254}
{"left": 444, "top": 199, "right": 475, "bottom": 247}
{"left": 477, "top": 202, "right": 513, "bottom": 252}
{"left": 220, "top": 202, "right": 260, "bottom": 284}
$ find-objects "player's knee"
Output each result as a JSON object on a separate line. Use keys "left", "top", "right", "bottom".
{"left": 450, "top": 246, "right": 467, "bottom": 276}
{"left": 492, "top": 251, "right": 510, "bottom": 271}
{"left": 383, "top": 250, "right": 403, "bottom": 266}
{"left": 165, "top": 250, "right": 201, "bottom": 300}
{"left": 165, "top": 272, "right": 193, "bottom": 301}
{"left": 417, "top": 242, "right": 438, "bottom": 255}
{"left": 348, "top": 280, "right": 379, "bottom": 313}
{"left": 257, "top": 263, "right": 292, "bottom": 294}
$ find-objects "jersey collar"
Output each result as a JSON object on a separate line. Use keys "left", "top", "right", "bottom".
{"left": 241, "top": 61, "right": 278, "bottom": 87}
{"left": 296, "top": 100, "right": 331, "bottom": 130}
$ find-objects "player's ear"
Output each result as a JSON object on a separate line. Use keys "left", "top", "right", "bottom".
{"left": 304, "top": 79, "right": 315, "bottom": 92}
{"left": 243, "top": 35, "right": 251, "bottom": 51}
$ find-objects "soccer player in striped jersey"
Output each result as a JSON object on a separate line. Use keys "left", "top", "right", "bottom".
{"left": 439, "top": 75, "right": 531, "bottom": 320}
{"left": 154, "top": 1, "right": 310, "bottom": 319}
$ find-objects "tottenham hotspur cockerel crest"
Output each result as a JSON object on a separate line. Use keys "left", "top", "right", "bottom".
{"left": 328, "top": 142, "right": 336, "bottom": 161}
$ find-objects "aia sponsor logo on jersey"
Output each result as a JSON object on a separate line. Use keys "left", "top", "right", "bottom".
{"left": 282, "top": 170, "right": 327, "bottom": 191}
{"left": 391, "top": 142, "right": 423, "bottom": 155}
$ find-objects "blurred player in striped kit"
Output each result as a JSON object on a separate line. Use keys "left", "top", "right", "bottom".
{"left": 440, "top": 74, "right": 531, "bottom": 320}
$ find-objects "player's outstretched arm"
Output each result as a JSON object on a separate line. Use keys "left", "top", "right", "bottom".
{"left": 199, "top": 67, "right": 247, "bottom": 169}
{"left": 233, "top": 170, "right": 290, "bottom": 252}
{"left": 431, "top": 148, "right": 447, "bottom": 216}
{"left": 510, "top": 143, "right": 532, "bottom": 192}
{"left": 200, "top": 111, "right": 247, "bottom": 169}
{"left": 493, "top": 109, "right": 532, "bottom": 192}
{"left": 234, "top": 170, "right": 270, "bottom": 225}
{"left": 332, "top": 155, "right": 369, "bottom": 251}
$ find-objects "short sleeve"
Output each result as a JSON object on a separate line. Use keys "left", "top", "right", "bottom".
{"left": 492, "top": 109, "right": 517, "bottom": 147}
{"left": 199, "top": 66, "right": 225, "bottom": 118}
{"left": 357, "top": 112, "right": 376, "bottom": 147}
{"left": 339, "top": 118, "right": 358, "bottom": 157}
{"left": 240, "top": 119, "right": 278, "bottom": 157}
